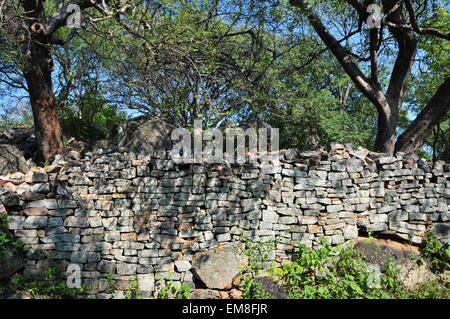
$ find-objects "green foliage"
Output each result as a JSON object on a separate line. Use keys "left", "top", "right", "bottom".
{"left": 393, "top": 280, "right": 450, "bottom": 299}
{"left": 273, "top": 240, "right": 402, "bottom": 299}
{"left": 0, "top": 216, "right": 23, "bottom": 259}
{"left": 157, "top": 274, "right": 191, "bottom": 299}
{"left": 0, "top": 102, "right": 33, "bottom": 133}
{"left": 0, "top": 232, "right": 9, "bottom": 259}
{"left": 239, "top": 236, "right": 277, "bottom": 299}
{"left": 125, "top": 277, "right": 142, "bottom": 299}
{"left": 9, "top": 264, "right": 84, "bottom": 299}
{"left": 59, "top": 85, "right": 125, "bottom": 142}
{"left": 418, "top": 232, "right": 450, "bottom": 273}
{"left": 105, "top": 273, "right": 117, "bottom": 294}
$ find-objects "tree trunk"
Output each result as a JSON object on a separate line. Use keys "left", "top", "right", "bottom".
{"left": 21, "top": 0, "right": 64, "bottom": 163}
{"left": 374, "top": 108, "right": 397, "bottom": 154}
{"left": 23, "top": 43, "right": 64, "bottom": 163}
{"left": 395, "top": 77, "right": 450, "bottom": 153}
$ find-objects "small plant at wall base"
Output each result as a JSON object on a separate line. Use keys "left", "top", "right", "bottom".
{"left": 0, "top": 216, "right": 24, "bottom": 259}
{"left": 125, "top": 277, "right": 142, "bottom": 299}
{"left": 418, "top": 232, "right": 450, "bottom": 273}
{"left": 157, "top": 274, "right": 191, "bottom": 299}
{"left": 239, "top": 235, "right": 278, "bottom": 299}
{"left": 8, "top": 263, "right": 85, "bottom": 299}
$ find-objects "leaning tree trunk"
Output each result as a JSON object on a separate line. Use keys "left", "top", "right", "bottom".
{"left": 395, "top": 77, "right": 450, "bottom": 154}
{"left": 23, "top": 42, "right": 64, "bottom": 163}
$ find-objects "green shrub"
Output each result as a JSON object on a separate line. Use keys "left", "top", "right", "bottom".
{"left": 418, "top": 232, "right": 450, "bottom": 273}
{"left": 0, "top": 231, "right": 9, "bottom": 259}
{"left": 59, "top": 88, "right": 125, "bottom": 142}
{"left": 125, "top": 277, "right": 142, "bottom": 299}
{"left": 9, "top": 264, "right": 84, "bottom": 299}
{"left": 238, "top": 236, "right": 279, "bottom": 299}
{"left": 393, "top": 280, "right": 450, "bottom": 299}
{"left": 157, "top": 274, "right": 191, "bottom": 299}
{"left": 0, "top": 216, "right": 24, "bottom": 259}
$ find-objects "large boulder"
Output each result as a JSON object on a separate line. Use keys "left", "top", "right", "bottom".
{"left": 256, "top": 277, "right": 289, "bottom": 299}
{"left": 192, "top": 245, "right": 247, "bottom": 290}
{"left": 430, "top": 223, "right": 450, "bottom": 243}
{"left": 0, "top": 126, "right": 36, "bottom": 159}
{"left": 0, "top": 144, "right": 29, "bottom": 175}
{"left": 189, "top": 289, "right": 221, "bottom": 299}
{"left": 116, "top": 117, "right": 175, "bottom": 155}
{"left": 353, "top": 238, "right": 437, "bottom": 288}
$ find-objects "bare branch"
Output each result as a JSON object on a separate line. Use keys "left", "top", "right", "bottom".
{"left": 290, "top": 0, "right": 389, "bottom": 113}
{"left": 404, "top": 0, "right": 450, "bottom": 40}
{"left": 369, "top": 28, "right": 380, "bottom": 86}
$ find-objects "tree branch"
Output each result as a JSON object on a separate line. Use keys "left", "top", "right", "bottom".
{"left": 404, "top": 0, "right": 450, "bottom": 40}
{"left": 45, "top": 0, "right": 94, "bottom": 36}
{"left": 382, "top": 0, "right": 417, "bottom": 111}
{"left": 395, "top": 77, "right": 450, "bottom": 153}
{"left": 290, "top": 0, "right": 389, "bottom": 113}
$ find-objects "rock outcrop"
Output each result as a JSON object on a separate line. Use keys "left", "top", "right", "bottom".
{"left": 353, "top": 238, "right": 437, "bottom": 288}
{"left": 0, "top": 127, "right": 35, "bottom": 160}
{"left": 116, "top": 117, "right": 174, "bottom": 155}
{"left": 0, "top": 144, "right": 29, "bottom": 175}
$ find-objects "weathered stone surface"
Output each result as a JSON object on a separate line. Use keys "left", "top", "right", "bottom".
{"left": 137, "top": 273, "right": 155, "bottom": 292}
{"left": 353, "top": 238, "right": 436, "bottom": 288}
{"left": 116, "top": 263, "right": 137, "bottom": 275}
{"left": 0, "top": 144, "right": 28, "bottom": 175}
{"left": 64, "top": 216, "right": 89, "bottom": 228}
{"left": 175, "top": 260, "right": 192, "bottom": 272}
{"left": 6, "top": 291, "right": 34, "bottom": 299}
{"left": 256, "top": 277, "right": 289, "bottom": 299}
{"left": 192, "top": 246, "right": 247, "bottom": 289}
{"left": 189, "top": 289, "right": 221, "bottom": 299}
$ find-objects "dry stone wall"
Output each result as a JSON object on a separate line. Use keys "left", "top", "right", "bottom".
{"left": 1, "top": 145, "right": 449, "bottom": 298}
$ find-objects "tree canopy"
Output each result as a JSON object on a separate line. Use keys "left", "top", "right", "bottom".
{"left": 0, "top": 0, "right": 448, "bottom": 161}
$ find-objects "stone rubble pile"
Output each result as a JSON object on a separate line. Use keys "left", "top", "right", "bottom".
{"left": 0, "top": 144, "right": 449, "bottom": 298}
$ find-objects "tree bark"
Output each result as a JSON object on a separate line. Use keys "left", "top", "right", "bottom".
{"left": 23, "top": 45, "right": 64, "bottom": 163}
{"left": 395, "top": 77, "right": 450, "bottom": 153}
{"left": 374, "top": 108, "right": 397, "bottom": 154}
{"left": 21, "top": 0, "right": 64, "bottom": 163}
